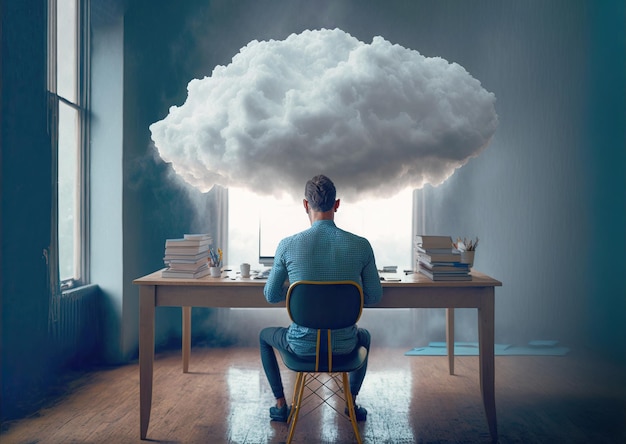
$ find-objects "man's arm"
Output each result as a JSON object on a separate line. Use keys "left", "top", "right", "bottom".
{"left": 263, "top": 241, "right": 289, "bottom": 303}
{"left": 361, "top": 242, "right": 383, "bottom": 305}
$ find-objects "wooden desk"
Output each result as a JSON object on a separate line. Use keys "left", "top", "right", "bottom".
{"left": 134, "top": 270, "right": 502, "bottom": 441}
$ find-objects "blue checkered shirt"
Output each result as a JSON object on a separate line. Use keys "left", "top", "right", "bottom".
{"left": 264, "top": 220, "right": 383, "bottom": 356}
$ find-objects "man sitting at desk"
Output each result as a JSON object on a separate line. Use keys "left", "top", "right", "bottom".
{"left": 260, "top": 174, "right": 383, "bottom": 422}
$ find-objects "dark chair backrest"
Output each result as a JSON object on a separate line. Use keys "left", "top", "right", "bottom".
{"left": 286, "top": 280, "right": 364, "bottom": 330}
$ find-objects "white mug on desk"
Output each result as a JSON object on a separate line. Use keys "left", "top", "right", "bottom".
{"left": 240, "top": 263, "right": 251, "bottom": 278}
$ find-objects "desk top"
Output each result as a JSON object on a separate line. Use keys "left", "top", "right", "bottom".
{"left": 134, "top": 269, "right": 502, "bottom": 288}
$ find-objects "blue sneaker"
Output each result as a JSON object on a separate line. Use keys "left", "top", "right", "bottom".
{"left": 269, "top": 404, "right": 290, "bottom": 422}
{"left": 345, "top": 404, "right": 367, "bottom": 421}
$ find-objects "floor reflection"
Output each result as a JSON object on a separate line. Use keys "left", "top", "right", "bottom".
{"left": 359, "top": 369, "right": 415, "bottom": 442}
{"left": 226, "top": 367, "right": 275, "bottom": 443}
{"left": 224, "top": 356, "right": 415, "bottom": 443}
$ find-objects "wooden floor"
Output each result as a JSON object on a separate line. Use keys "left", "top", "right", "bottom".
{"left": 1, "top": 346, "right": 625, "bottom": 444}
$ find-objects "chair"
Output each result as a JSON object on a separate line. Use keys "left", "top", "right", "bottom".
{"left": 277, "top": 280, "right": 367, "bottom": 444}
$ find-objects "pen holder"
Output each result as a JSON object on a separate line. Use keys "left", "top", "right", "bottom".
{"left": 209, "top": 267, "right": 221, "bottom": 278}
{"left": 460, "top": 250, "right": 475, "bottom": 267}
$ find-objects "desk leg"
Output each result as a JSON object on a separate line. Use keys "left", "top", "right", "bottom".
{"left": 139, "top": 285, "right": 156, "bottom": 440}
{"left": 446, "top": 308, "right": 455, "bottom": 375}
{"left": 182, "top": 306, "right": 191, "bottom": 373}
{"left": 478, "top": 288, "right": 497, "bottom": 442}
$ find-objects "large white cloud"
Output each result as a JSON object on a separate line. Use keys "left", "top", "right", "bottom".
{"left": 150, "top": 28, "right": 498, "bottom": 200}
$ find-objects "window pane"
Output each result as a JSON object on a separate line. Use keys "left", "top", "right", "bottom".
{"left": 58, "top": 101, "right": 79, "bottom": 281}
{"left": 57, "top": 0, "right": 77, "bottom": 102}
{"left": 339, "top": 189, "right": 413, "bottom": 269}
{"left": 228, "top": 188, "right": 412, "bottom": 270}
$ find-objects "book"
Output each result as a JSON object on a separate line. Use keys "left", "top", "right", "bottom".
{"left": 165, "top": 261, "right": 209, "bottom": 271}
{"left": 164, "top": 249, "right": 209, "bottom": 258}
{"left": 165, "top": 244, "right": 211, "bottom": 255}
{"left": 161, "top": 233, "right": 214, "bottom": 278}
{"left": 416, "top": 235, "right": 453, "bottom": 250}
{"left": 165, "top": 254, "right": 209, "bottom": 264}
{"left": 183, "top": 233, "right": 212, "bottom": 241}
{"left": 418, "top": 260, "right": 470, "bottom": 273}
{"left": 415, "top": 234, "right": 469, "bottom": 281}
{"left": 416, "top": 248, "right": 462, "bottom": 263}
{"left": 419, "top": 268, "right": 471, "bottom": 281}
{"left": 164, "top": 253, "right": 210, "bottom": 264}
{"left": 165, "top": 237, "right": 212, "bottom": 248}
{"left": 162, "top": 267, "right": 211, "bottom": 279}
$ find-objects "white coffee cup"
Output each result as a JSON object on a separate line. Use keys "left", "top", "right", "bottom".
{"left": 240, "top": 263, "right": 251, "bottom": 278}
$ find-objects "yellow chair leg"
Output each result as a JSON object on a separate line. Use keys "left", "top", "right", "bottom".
{"left": 287, "top": 372, "right": 303, "bottom": 424}
{"left": 287, "top": 372, "right": 362, "bottom": 444}
{"left": 287, "top": 373, "right": 307, "bottom": 444}
{"left": 342, "top": 372, "right": 362, "bottom": 444}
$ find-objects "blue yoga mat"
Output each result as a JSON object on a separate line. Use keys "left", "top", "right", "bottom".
{"left": 405, "top": 340, "right": 570, "bottom": 356}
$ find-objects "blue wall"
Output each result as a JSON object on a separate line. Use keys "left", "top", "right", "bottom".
{"left": 1, "top": 0, "right": 53, "bottom": 420}
{"left": 122, "top": 0, "right": 625, "bottom": 357}
{"left": 584, "top": 1, "right": 626, "bottom": 357}
{"left": 1, "top": 0, "right": 625, "bottom": 422}
{"left": 416, "top": 1, "right": 626, "bottom": 355}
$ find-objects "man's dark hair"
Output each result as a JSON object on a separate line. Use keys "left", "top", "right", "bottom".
{"left": 304, "top": 175, "right": 336, "bottom": 212}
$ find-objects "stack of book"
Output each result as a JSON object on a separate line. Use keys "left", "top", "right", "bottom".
{"left": 162, "top": 234, "right": 212, "bottom": 278}
{"left": 415, "top": 235, "right": 471, "bottom": 281}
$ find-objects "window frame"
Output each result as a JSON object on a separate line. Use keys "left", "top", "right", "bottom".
{"left": 47, "top": 0, "right": 91, "bottom": 291}
{"left": 227, "top": 187, "right": 416, "bottom": 271}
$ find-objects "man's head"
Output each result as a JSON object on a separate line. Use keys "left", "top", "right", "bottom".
{"left": 304, "top": 175, "right": 337, "bottom": 213}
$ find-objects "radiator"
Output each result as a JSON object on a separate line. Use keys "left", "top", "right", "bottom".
{"left": 48, "top": 284, "right": 101, "bottom": 366}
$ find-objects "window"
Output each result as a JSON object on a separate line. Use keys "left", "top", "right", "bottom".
{"left": 228, "top": 188, "right": 413, "bottom": 270}
{"left": 48, "top": 0, "right": 90, "bottom": 289}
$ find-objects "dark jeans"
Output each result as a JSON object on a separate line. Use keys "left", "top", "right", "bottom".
{"left": 259, "top": 326, "right": 371, "bottom": 401}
